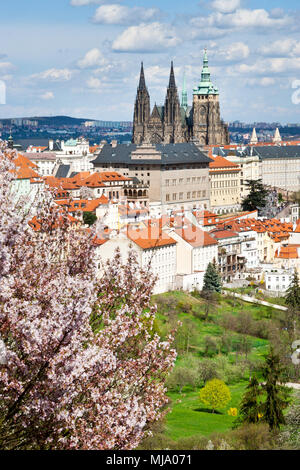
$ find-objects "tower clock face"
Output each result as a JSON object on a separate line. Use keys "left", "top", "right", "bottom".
{"left": 200, "top": 106, "right": 206, "bottom": 116}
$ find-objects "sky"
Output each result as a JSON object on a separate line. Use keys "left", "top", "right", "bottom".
{"left": 1, "top": 0, "right": 300, "bottom": 123}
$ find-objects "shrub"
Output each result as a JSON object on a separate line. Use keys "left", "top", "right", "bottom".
{"left": 228, "top": 423, "right": 276, "bottom": 450}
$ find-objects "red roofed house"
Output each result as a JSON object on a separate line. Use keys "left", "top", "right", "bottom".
{"left": 209, "top": 155, "right": 242, "bottom": 215}
{"left": 164, "top": 217, "right": 219, "bottom": 291}
{"left": 95, "top": 224, "right": 177, "bottom": 294}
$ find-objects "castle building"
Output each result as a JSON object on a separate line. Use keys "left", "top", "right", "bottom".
{"left": 132, "top": 51, "right": 229, "bottom": 146}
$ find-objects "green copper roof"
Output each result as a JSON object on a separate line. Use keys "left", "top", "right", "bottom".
{"left": 193, "top": 50, "right": 219, "bottom": 96}
{"left": 181, "top": 72, "right": 188, "bottom": 110}
{"left": 65, "top": 139, "right": 78, "bottom": 146}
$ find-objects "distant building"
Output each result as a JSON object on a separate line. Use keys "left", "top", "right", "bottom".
{"left": 92, "top": 142, "right": 212, "bottom": 211}
{"left": 132, "top": 51, "right": 229, "bottom": 146}
{"left": 209, "top": 155, "right": 241, "bottom": 214}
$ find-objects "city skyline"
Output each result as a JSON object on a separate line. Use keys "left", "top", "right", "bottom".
{"left": 2, "top": 0, "right": 300, "bottom": 122}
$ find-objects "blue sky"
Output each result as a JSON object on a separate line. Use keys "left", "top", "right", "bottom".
{"left": 1, "top": 0, "right": 300, "bottom": 123}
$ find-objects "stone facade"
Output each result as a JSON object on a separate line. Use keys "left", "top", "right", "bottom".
{"left": 132, "top": 51, "right": 229, "bottom": 146}
{"left": 92, "top": 142, "right": 211, "bottom": 211}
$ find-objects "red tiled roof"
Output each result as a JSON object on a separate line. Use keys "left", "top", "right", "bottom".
{"left": 174, "top": 224, "right": 218, "bottom": 247}
{"left": 275, "top": 245, "right": 299, "bottom": 259}
{"left": 126, "top": 225, "right": 176, "bottom": 250}
{"left": 209, "top": 156, "right": 240, "bottom": 171}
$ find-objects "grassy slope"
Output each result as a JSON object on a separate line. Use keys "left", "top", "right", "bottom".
{"left": 153, "top": 290, "right": 281, "bottom": 440}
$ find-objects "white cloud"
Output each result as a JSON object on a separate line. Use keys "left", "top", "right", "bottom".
{"left": 141, "top": 65, "right": 174, "bottom": 85}
{"left": 77, "top": 48, "right": 108, "bottom": 69}
{"left": 211, "top": 0, "right": 240, "bottom": 14}
{"left": 70, "top": 0, "right": 104, "bottom": 6}
{"left": 214, "top": 42, "right": 250, "bottom": 62}
{"left": 259, "top": 39, "right": 300, "bottom": 58}
{"left": 0, "top": 62, "right": 15, "bottom": 73}
{"left": 246, "top": 77, "right": 276, "bottom": 87}
{"left": 229, "top": 58, "right": 300, "bottom": 76}
{"left": 92, "top": 4, "right": 160, "bottom": 25}
{"left": 86, "top": 77, "right": 102, "bottom": 89}
{"left": 40, "top": 91, "right": 54, "bottom": 100}
{"left": 112, "top": 22, "right": 180, "bottom": 53}
{"left": 31, "top": 68, "right": 73, "bottom": 81}
{"left": 260, "top": 77, "right": 276, "bottom": 86}
{"left": 192, "top": 8, "right": 292, "bottom": 31}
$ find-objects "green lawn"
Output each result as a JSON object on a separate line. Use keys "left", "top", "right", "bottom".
{"left": 151, "top": 290, "right": 279, "bottom": 442}
{"left": 165, "top": 382, "right": 248, "bottom": 439}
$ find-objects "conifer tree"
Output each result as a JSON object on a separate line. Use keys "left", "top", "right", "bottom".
{"left": 262, "top": 349, "right": 291, "bottom": 431}
{"left": 285, "top": 270, "right": 300, "bottom": 310}
{"left": 203, "top": 262, "right": 222, "bottom": 293}
{"left": 242, "top": 179, "right": 268, "bottom": 211}
{"left": 238, "top": 376, "right": 263, "bottom": 425}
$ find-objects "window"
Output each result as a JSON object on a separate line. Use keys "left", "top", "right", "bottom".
{"left": 172, "top": 193, "right": 177, "bottom": 201}
{"left": 179, "top": 192, "right": 183, "bottom": 200}
{"left": 166, "top": 194, "right": 170, "bottom": 202}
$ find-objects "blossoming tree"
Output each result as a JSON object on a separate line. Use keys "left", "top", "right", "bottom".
{"left": 0, "top": 142, "right": 176, "bottom": 450}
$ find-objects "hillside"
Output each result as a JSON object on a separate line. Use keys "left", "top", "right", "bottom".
{"left": 139, "top": 290, "right": 297, "bottom": 449}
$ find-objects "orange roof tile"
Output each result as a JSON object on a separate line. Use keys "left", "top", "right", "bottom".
{"left": 126, "top": 225, "right": 176, "bottom": 250}
{"left": 209, "top": 156, "right": 240, "bottom": 170}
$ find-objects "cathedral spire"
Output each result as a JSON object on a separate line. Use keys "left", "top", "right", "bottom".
{"left": 273, "top": 127, "right": 282, "bottom": 144}
{"left": 250, "top": 127, "right": 258, "bottom": 145}
{"left": 181, "top": 72, "right": 188, "bottom": 111}
{"left": 138, "top": 62, "right": 146, "bottom": 90}
{"left": 201, "top": 48, "right": 211, "bottom": 84}
{"left": 168, "top": 61, "right": 176, "bottom": 89}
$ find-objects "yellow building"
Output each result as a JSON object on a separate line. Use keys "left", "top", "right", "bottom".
{"left": 209, "top": 155, "right": 241, "bottom": 214}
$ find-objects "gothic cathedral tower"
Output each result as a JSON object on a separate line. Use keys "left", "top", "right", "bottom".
{"left": 192, "top": 50, "right": 229, "bottom": 145}
{"left": 132, "top": 51, "right": 229, "bottom": 146}
{"left": 132, "top": 63, "right": 150, "bottom": 144}
{"left": 163, "top": 62, "right": 184, "bottom": 143}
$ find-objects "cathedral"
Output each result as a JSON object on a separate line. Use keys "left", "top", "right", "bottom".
{"left": 132, "top": 51, "right": 229, "bottom": 146}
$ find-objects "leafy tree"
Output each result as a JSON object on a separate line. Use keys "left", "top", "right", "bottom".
{"left": 174, "top": 318, "right": 198, "bottom": 354}
{"left": 198, "top": 359, "right": 220, "bottom": 385}
{"left": 199, "top": 379, "right": 231, "bottom": 413}
{"left": 203, "top": 335, "right": 218, "bottom": 357}
{"left": 262, "top": 349, "right": 291, "bottom": 431}
{"left": 83, "top": 211, "right": 97, "bottom": 226}
{"left": 166, "top": 366, "right": 198, "bottom": 393}
{"left": 202, "top": 262, "right": 222, "bottom": 294}
{"left": 0, "top": 143, "right": 176, "bottom": 450}
{"left": 242, "top": 179, "right": 268, "bottom": 211}
{"left": 285, "top": 270, "right": 300, "bottom": 310}
{"left": 238, "top": 376, "right": 263, "bottom": 425}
